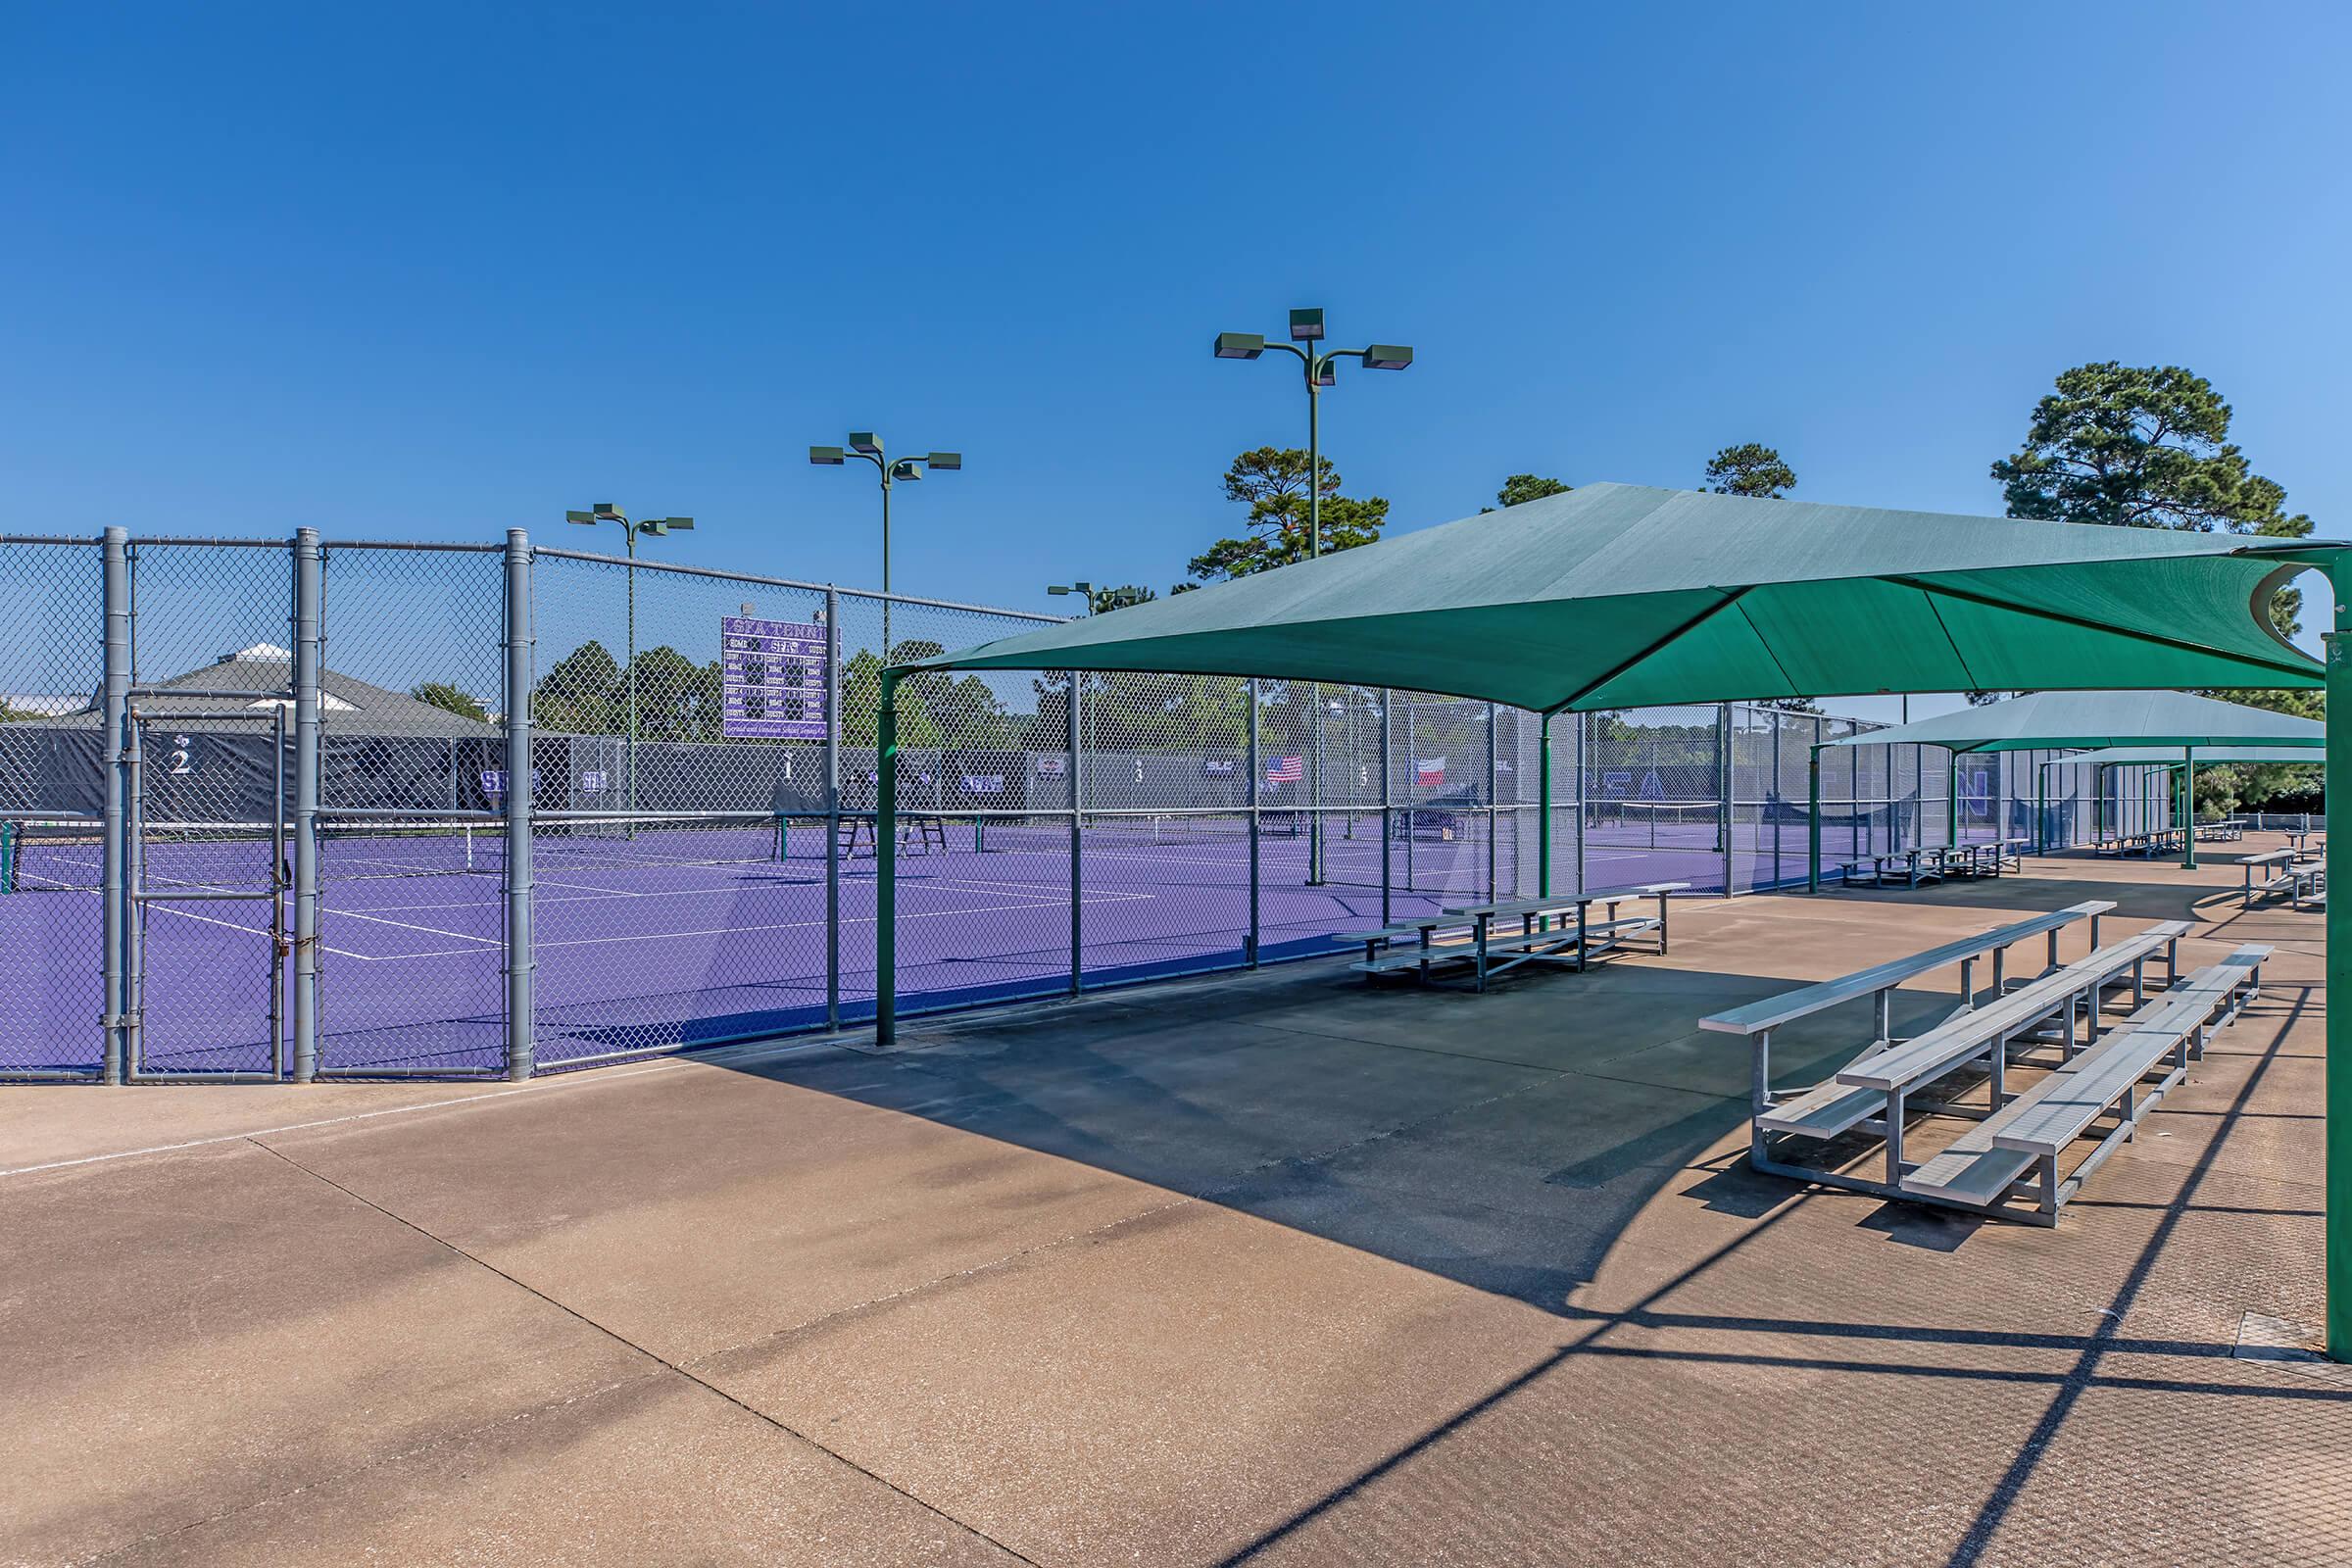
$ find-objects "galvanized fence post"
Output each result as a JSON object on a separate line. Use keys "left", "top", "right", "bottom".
{"left": 100, "top": 527, "right": 130, "bottom": 1085}
{"left": 1535, "top": 710, "right": 1550, "bottom": 897}
{"left": 1379, "top": 690, "right": 1393, "bottom": 923}
{"left": 1247, "top": 678, "right": 1260, "bottom": 965}
{"left": 823, "top": 585, "right": 840, "bottom": 1030}
{"left": 290, "top": 529, "right": 322, "bottom": 1081}
{"left": 1487, "top": 702, "right": 1499, "bottom": 901}
{"left": 1067, "top": 672, "right": 1082, "bottom": 996}
{"left": 1573, "top": 711, "right": 1588, "bottom": 896}
{"left": 502, "top": 528, "right": 534, "bottom": 1080}
{"left": 1718, "top": 703, "right": 1734, "bottom": 895}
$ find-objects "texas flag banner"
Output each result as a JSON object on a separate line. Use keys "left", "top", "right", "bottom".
{"left": 1266, "top": 755, "right": 1303, "bottom": 784}
{"left": 1415, "top": 757, "right": 1446, "bottom": 787}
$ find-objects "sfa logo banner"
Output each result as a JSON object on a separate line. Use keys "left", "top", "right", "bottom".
{"left": 721, "top": 614, "right": 828, "bottom": 740}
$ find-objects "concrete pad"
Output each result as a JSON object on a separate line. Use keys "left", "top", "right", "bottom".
{"left": 1986, "top": 1381, "right": 2352, "bottom": 1568}
{"left": 259, "top": 1056, "right": 1182, "bottom": 1365}
{"left": 0, "top": 1071, "right": 583, "bottom": 1173}
{"left": 762, "top": 1012, "right": 1566, "bottom": 1209}
{"left": 102, "top": 1374, "right": 1024, "bottom": 1567}
{"left": 705, "top": 1200, "right": 1570, "bottom": 1567}
{"left": 4, "top": 856, "right": 2341, "bottom": 1564}
{"left": 0, "top": 1141, "right": 651, "bottom": 1566}
{"left": 1236, "top": 1310, "right": 2072, "bottom": 1568}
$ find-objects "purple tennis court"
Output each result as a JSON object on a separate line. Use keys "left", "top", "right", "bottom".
{"left": 0, "top": 808, "right": 1815, "bottom": 1078}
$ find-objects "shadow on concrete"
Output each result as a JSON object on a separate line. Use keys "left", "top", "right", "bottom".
{"left": 1200, "top": 972, "right": 2341, "bottom": 1567}
{"left": 722, "top": 952, "right": 1951, "bottom": 1314}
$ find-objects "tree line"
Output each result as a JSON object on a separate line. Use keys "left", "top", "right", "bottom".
{"left": 404, "top": 359, "right": 2320, "bottom": 816}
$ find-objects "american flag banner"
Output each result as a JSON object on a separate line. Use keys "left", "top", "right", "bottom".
{"left": 1266, "top": 755, "right": 1302, "bottom": 784}
{"left": 1415, "top": 757, "right": 1446, "bottom": 787}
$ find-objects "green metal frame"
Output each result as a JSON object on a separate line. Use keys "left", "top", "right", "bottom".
{"left": 2328, "top": 558, "right": 2348, "bottom": 1357}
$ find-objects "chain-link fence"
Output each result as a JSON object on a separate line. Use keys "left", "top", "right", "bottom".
{"left": 1, "top": 529, "right": 2278, "bottom": 1082}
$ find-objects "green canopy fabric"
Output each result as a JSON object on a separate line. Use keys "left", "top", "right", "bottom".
{"left": 1821, "top": 689, "right": 2325, "bottom": 754}
{"left": 905, "top": 483, "right": 2324, "bottom": 709}
{"left": 875, "top": 482, "right": 2352, "bottom": 1362}
{"left": 2065, "top": 744, "right": 2324, "bottom": 767}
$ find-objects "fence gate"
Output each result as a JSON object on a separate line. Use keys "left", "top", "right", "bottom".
{"left": 127, "top": 710, "right": 288, "bottom": 1079}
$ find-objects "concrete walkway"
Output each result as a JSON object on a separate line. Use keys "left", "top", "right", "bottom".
{"left": 2, "top": 849, "right": 2345, "bottom": 1565}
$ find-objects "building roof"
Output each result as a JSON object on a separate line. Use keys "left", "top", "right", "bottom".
{"left": 39, "top": 644, "right": 500, "bottom": 737}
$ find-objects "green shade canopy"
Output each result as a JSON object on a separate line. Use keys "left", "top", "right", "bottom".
{"left": 901, "top": 483, "right": 2324, "bottom": 710}
{"left": 1822, "top": 689, "right": 2324, "bottom": 754}
{"left": 2064, "top": 743, "right": 2325, "bottom": 767}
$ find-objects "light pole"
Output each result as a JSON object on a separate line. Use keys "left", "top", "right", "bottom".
{"left": 565, "top": 504, "right": 693, "bottom": 822}
{"left": 1044, "top": 582, "right": 1146, "bottom": 800}
{"left": 810, "top": 434, "right": 959, "bottom": 662}
{"left": 1214, "top": 308, "right": 1413, "bottom": 882}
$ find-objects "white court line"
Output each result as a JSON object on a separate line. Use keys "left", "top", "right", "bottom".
{"left": 327, "top": 906, "right": 503, "bottom": 947}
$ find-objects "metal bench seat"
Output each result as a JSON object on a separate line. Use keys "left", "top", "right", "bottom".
{"left": 1900, "top": 945, "right": 2268, "bottom": 1217}
{"left": 1838, "top": 921, "right": 2189, "bottom": 1191}
{"left": 1836, "top": 924, "right": 2185, "bottom": 1097}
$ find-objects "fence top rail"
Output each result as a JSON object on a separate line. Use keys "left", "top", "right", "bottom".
{"left": 0, "top": 535, "right": 105, "bottom": 547}
{"left": 530, "top": 545, "right": 1064, "bottom": 623}
{"left": 126, "top": 536, "right": 292, "bottom": 548}
{"left": 321, "top": 540, "right": 507, "bottom": 554}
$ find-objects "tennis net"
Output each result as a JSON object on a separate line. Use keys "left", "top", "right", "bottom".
{"left": 1585, "top": 800, "right": 1728, "bottom": 849}
{"left": 0, "top": 812, "right": 789, "bottom": 893}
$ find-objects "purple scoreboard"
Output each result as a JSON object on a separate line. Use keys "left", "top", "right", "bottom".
{"left": 721, "top": 614, "right": 828, "bottom": 740}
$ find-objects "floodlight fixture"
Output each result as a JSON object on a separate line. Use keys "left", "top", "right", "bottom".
{"left": 848, "top": 432, "right": 882, "bottom": 456}
{"left": 1207, "top": 303, "right": 1419, "bottom": 889}
{"left": 890, "top": 459, "right": 923, "bottom": 481}
{"left": 809, "top": 445, "right": 846, "bottom": 465}
{"left": 925, "top": 451, "right": 962, "bottom": 470}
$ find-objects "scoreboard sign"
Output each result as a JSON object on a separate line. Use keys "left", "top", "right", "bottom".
{"left": 721, "top": 614, "right": 828, "bottom": 740}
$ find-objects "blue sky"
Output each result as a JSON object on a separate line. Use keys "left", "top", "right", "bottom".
{"left": 4, "top": 2, "right": 2346, "bottom": 721}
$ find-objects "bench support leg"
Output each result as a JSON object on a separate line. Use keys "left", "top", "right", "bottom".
{"left": 1884, "top": 1086, "right": 1907, "bottom": 1185}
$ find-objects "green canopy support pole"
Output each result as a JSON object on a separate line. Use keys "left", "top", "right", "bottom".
{"left": 1537, "top": 711, "right": 1552, "bottom": 897}
{"left": 1946, "top": 752, "right": 1960, "bottom": 847}
{"left": 2326, "top": 556, "right": 2350, "bottom": 1359}
{"left": 875, "top": 668, "right": 900, "bottom": 1047}
{"left": 1807, "top": 743, "right": 1823, "bottom": 893}
{"left": 2182, "top": 749, "right": 2197, "bottom": 869}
